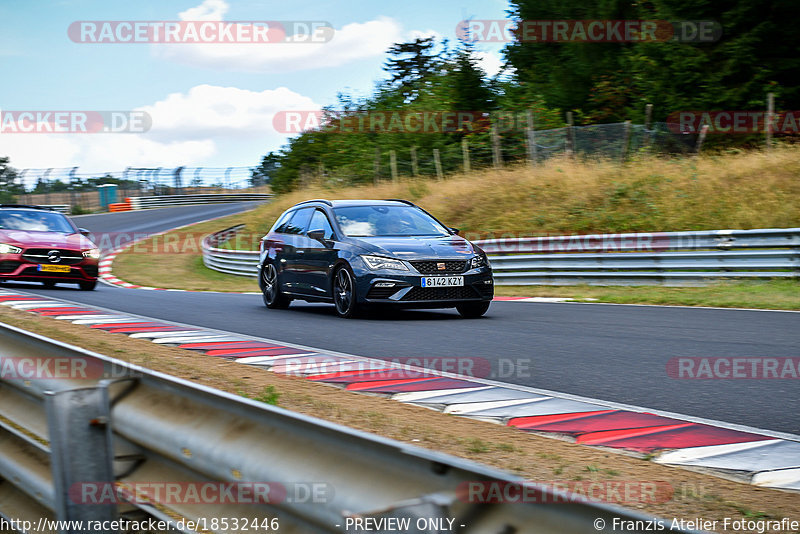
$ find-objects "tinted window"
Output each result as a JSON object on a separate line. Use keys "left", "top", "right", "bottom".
{"left": 271, "top": 210, "right": 295, "bottom": 233}
{"left": 283, "top": 207, "right": 314, "bottom": 235}
{"left": 0, "top": 210, "right": 75, "bottom": 233}
{"left": 307, "top": 210, "right": 336, "bottom": 240}
{"left": 333, "top": 205, "right": 449, "bottom": 237}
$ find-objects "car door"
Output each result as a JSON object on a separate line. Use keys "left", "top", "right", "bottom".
{"left": 278, "top": 207, "right": 314, "bottom": 293}
{"left": 299, "top": 209, "right": 339, "bottom": 298}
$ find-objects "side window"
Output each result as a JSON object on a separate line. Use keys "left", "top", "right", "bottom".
{"left": 272, "top": 210, "right": 295, "bottom": 234}
{"left": 283, "top": 207, "right": 314, "bottom": 235}
{"left": 307, "top": 210, "right": 336, "bottom": 240}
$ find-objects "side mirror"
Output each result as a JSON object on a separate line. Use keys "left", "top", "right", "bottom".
{"left": 307, "top": 230, "right": 332, "bottom": 246}
{"left": 78, "top": 228, "right": 91, "bottom": 237}
{"left": 449, "top": 227, "right": 460, "bottom": 235}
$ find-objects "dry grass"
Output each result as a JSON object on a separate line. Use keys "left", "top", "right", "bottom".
{"left": 237, "top": 146, "right": 800, "bottom": 239}
{"left": 495, "top": 280, "right": 800, "bottom": 310}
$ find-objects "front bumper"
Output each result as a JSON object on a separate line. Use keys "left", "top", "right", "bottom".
{"left": 0, "top": 254, "right": 99, "bottom": 282}
{"left": 357, "top": 268, "right": 494, "bottom": 306}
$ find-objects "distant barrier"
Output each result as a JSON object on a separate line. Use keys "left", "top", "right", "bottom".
{"left": 202, "top": 226, "right": 800, "bottom": 286}
{"left": 38, "top": 204, "right": 70, "bottom": 214}
{"left": 129, "top": 193, "right": 271, "bottom": 210}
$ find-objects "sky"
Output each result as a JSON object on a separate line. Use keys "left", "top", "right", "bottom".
{"left": 0, "top": 0, "right": 510, "bottom": 186}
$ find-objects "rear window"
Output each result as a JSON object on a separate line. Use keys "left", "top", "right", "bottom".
{"left": 0, "top": 210, "right": 75, "bottom": 233}
{"left": 280, "top": 207, "right": 314, "bottom": 235}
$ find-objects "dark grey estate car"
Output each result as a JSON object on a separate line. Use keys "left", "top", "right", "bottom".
{"left": 258, "top": 199, "right": 493, "bottom": 318}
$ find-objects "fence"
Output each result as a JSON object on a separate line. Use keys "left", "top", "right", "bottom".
{"left": 202, "top": 226, "right": 800, "bottom": 286}
{"left": 129, "top": 193, "right": 272, "bottom": 210}
{"left": 301, "top": 120, "right": 700, "bottom": 187}
{"left": 0, "top": 321, "right": 685, "bottom": 533}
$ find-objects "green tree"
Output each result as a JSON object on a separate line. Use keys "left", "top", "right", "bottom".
{"left": 0, "top": 158, "right": 23, "bottom": 203}
{"left": 384, "top": 37, "right": 441, "bottom": 101}
{"left": 251, "top": 152, "right": 281, "bottom": 186}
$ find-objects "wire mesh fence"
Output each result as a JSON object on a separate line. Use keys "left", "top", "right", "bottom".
{"left": 333, "top": 120, "right": 700, "bottom": 185}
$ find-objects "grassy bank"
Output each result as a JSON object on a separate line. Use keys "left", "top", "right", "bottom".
{"left": 237, "top": 146, "right": 800, "bottom": 238}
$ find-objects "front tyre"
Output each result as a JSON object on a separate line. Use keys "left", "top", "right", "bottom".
{"left": 456, "top": 301, "right": 490, "bottom": 318}
{"left": 261, "top": 263, "right": 291, "bottom": 309}
{"left": 333, "top": 265, "right": 359, "bottom": 318}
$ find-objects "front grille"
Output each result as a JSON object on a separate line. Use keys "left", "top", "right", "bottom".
{"left": 410, "top": 260, "right": 468, "bottom": 275}
{"left": 476, "top": 283, "right": 494, "bottom": 297}
{"left": 0, "top": 261, "right": 19, "bottom": 274}
{"left": 22, "top": 248, "right": 85, "bottom": 266}
{"left": 402, "top": 286, "right": 480, "bottom": 301}
{"left": 366, "top": 285, "right": 403, "bottom": 299}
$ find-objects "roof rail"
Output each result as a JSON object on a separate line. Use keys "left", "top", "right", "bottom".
{"left": 0, "top": 204, "right": 57, "bottom": 212}
{"left": 383, "top": 199, "right": 416, "bottom": 206}
{"left": 293, "top": 199, "right": 333, "bottom": 206}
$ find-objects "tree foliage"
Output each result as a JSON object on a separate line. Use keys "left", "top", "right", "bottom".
{"left": 0, "top": 158, "right": 23, "bottom": 204}
{"left": 258, "top": 1, "right": 799, "bottom": 192}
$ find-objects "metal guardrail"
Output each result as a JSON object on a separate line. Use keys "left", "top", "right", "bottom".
{"left": 202, "top": 226, "right": 800, "bottom": 285}
{"left": 0, "top": 322, "right": 692, "bottom": 533}
{"left": 129, "top": 194, "right": 271, "bottom": 210}
{"left": 39, "top": 204, "right": 71, "bottom": 214}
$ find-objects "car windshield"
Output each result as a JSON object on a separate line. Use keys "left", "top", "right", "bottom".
{"left": 0, "top": 210, "right": 76, "bottom": 233}
{"left": 333, "top": 205, "right": 449, "bottom": 237}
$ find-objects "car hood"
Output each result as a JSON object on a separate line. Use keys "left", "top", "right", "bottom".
{"left": 0, "top": 230, "right": 95, "bottom": 250}
{"left": 350, "top": 235, "right": 476, "bottom": 259}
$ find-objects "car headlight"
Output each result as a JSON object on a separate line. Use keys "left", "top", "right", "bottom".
{"left": 82, "top": 248, "right": 101, "bottom": 259}
{"left": 0, "top": 244, "right": 22, "bottom": 254}
{"left": 471, "top": 254, "right": 488, "bottom": 269}
{"left": 361, "top": 255, "right": 408, "bottom": 271}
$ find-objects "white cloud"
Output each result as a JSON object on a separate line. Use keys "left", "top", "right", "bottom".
{"left": 474, "top": 50, "right": 506, "bottom": 77}
{"left": 178, "top": 0, "right": 228, "bottom": 21}
{"left": 2, "top": 84, "right": 320, "bottom": 178}
{"left": 141, "top": 84, "right": 319, "bottom": 141}
{"left": 152, "top": 0, "right": 404, "bottom": 72}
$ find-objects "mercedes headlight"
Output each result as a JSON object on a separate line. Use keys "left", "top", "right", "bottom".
{"left": 82, "top": 248, "right": 101, "bottom": 259}
{"left": 361, "top": 255, "right": 408, "bottom": 271}
{"left": 0, "top": 244, "right": 21, "bottom": 254}
{"left": 471, "top": 254, "right": 488, "bottom": 269}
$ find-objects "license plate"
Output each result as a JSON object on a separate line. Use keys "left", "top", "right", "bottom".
{"left": 38, "top": 264, "right": 71, "bottom": 273}
{"left": 421, "top": 276, "right": 464, "bottom": 287}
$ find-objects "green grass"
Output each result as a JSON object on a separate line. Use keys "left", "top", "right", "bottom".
{"left": 495, "top": 279, "right": 800, "bottom": 310}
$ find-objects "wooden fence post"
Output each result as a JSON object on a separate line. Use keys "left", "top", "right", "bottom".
{"left": 389, "top": 150, "right": 398, "bottom": 182}
{"left": 766, "top": 92, "right": 775, "bottom": 149}
{"left": 526, "top": 109, "right": 537, "bottom": 167}
{"left": 566, "top": 111, "right": 575, "bottom": 157}
{"left": 461, "top": 138, "right": 471, "bottom": 173}
{"left": 491, "top": 125, "right": 503, "bottom": 169}
{"left": 433, "top": 149, "right": 443, "bottom": 181}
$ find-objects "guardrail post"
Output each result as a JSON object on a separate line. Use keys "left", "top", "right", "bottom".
{"left": 45, "top": 386, "right": 118, "bottom": 527}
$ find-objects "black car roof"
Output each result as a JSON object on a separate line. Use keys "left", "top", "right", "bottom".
{"left": 292, "top": 199, "right": 415, "bottom": 209}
